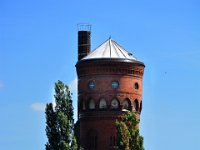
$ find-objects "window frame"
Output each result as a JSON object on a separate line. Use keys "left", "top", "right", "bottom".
{"left": 99, "top": 98, "right": 107, "bottom": 109}
{"left": 89, "top": 99, "right": 95, "bottom": 110}
{"left": 88, "top": 80, "right": 96, "bottom": 89}
{"left": 111, "top": 98, "right": 119, "bottom": 109}
{"left": 134, "top": 82, "right": 139, "bottom": 90}
{"left": 111, "top": 81, "right": 119, "bottom": 89}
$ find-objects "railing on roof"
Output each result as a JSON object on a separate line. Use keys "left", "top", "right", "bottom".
{"left": 77, "top": 23, "right": 91, "bottom": 31}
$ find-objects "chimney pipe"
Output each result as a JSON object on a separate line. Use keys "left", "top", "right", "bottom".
{"left": 78, "top": 24, "right": 91, "bottom": 61}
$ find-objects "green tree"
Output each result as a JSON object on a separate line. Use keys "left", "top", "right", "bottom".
{"left": 116, "top": 121, "right": 130, "bottom": 150}
{"left": 45, "top": 103, "right": 59, "bottom": 150}
{"left": 116, "top": 111, "right": 144, "bottom": 150}
{"left": 45, "top": 80, "right": 77, "bottom": 150}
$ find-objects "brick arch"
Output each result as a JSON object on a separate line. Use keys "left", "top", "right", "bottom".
{"left": 80, "top": 98, "right": 86, "bottom": 111}
{"left": 133, "top": 99, "right": 139, "bottom": 112}
{"left": 139, "top": 100, "right": 142, "bottom": 113}
{"left": 122, "top": 98, "right": 131, "bottom": 111}
{"left": 99, "top": 97, "right": 107, "bottom": 110}
{"left": 110, "top": 98, "right": 120, "bottom": 110}
{"left": 88, "top": 98, "right": 96, "bottom": 110}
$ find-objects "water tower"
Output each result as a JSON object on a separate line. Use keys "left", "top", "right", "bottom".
{"left": 76, "top": 24, "right": 145, "bottom": 150}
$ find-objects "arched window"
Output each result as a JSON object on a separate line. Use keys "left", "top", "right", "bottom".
{"left": 123, "top": 99, "right": 131, "bottom": 110}
{"left": 88, "top": 130, "right": 98, "bottom": 149}
{"left": 89, "top": 99, "right": 95, "bottom": 110}
{"left": 99, "top": 98, "right": 107, "bottom": 109}
{"left": 140, "top": 101, "right": 142, "bottom": 112}
{"left": 109, "top": 136, "right": 116, "bottom": 147}
{"left": 133, "top": 99, "right": 139, "bottom": 112}
{"left": 111, "top": 99, "right": 119, "bottom": 109}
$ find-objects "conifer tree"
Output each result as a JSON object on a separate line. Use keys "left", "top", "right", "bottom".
{"left": 116, "top": 111, "right": 144, "bottom": 150}
{"left": 45, "top": 80, "right": 77, "bottom": 150}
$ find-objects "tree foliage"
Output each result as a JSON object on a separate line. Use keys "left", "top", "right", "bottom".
{"left": 116, "top": 111, "right": 145, "bottom": 150}
{"left": 45, "top": 80, "right": 77, "bottom": 150}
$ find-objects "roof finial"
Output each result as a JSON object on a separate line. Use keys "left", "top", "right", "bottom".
{"left": 109, "top": 36, "right": 111, "bottom": 39}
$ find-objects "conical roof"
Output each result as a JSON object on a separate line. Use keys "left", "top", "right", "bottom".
{"left": 82, "top": 38, "right": 139, "bottom": 61}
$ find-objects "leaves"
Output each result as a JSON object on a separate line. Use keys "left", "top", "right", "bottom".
{"left": 45, "top": 103, "right": 59, "bottom": 150}
{"left": 45, "top": 80, "right": 77, "bottom": 150}
{"left": 116, "top": 121, "right": 130, "bottom": 150}
{"left": 116, "top": 111, "right": 145, "bottom": 150}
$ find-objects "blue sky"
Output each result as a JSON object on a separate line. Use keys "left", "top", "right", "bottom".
{"left": 0, "top": 0, "right": 200, "bottom": 149}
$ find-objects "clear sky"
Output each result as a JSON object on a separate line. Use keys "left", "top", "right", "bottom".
{"left": 0, "top": 0, "right": 200, "bottom": 150}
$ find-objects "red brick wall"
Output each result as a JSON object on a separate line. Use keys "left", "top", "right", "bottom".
{"left": 76, "top": 59, "right": 144, "bottom": 150}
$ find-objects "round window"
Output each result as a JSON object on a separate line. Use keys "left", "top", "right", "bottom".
{"left": 112, "top": 81, "right": 119, "bottom": 89}
{"left": 88, "top": 81, "right": 95, "bottom": 89}
{"left": 134, "top": 82, "right": 139, "bottom": 89}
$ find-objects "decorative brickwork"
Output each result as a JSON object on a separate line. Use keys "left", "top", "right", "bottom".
{"left": 76, "top": 58, "right": 144, "bottom": 150}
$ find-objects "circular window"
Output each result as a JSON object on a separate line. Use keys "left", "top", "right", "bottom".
{"left": 112, "top": 81, "right": 119, "bottom": 89}
{"left": 88, "top": 81, "right": 95, "bottom": 89}
{"left": 134, "top": 82, "right": 139, "bottom": 89}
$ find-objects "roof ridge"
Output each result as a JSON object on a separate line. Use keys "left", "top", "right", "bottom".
{"left": 109, "top": 38, "right": 112, "bottom": 57}
{"left": 112, "top": 39, "right": 127, "bottom": 58}
{"left": 82, "top": 38, "right": 138, "bottom": 61}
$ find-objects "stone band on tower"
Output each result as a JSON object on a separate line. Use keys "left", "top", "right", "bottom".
{"left": 76, "top": 26, "right": 145, "bottom": 150}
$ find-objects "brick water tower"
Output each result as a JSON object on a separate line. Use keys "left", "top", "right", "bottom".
{"left": 76, "top": 25, "right": 145, "bottom": 150}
